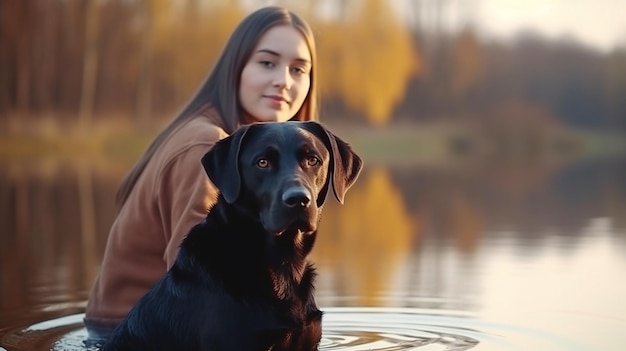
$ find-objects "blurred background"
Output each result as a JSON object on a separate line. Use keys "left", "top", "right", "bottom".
{"left": 1, "top": 0, "right": 626, "bottom": 349}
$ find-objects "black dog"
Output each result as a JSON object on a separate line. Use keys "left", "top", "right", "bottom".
{"left": 100, "top": 121, "right": 363, "bottom": 351}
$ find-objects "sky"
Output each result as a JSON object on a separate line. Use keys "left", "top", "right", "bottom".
{"left": 394, "top": 0, "right": 626, "bottom": 52}
{"left": 475, "top": 0, "right": 626, "bottom": 51}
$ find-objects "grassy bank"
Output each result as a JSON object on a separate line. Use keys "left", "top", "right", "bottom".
{"left": 1, "top": 120, "right": 625, "bottom": 167}
{"left": 327, "top": 121, "right": 626, "bottom": 166}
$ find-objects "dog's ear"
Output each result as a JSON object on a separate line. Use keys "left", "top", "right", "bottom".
{"left": 300, "top": 121, "right": 363, "bottom": 205}
{"left": 201, "top": 125, "right": 251, "bottom": 204}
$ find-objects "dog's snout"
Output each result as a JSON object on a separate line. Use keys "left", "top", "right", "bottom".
{"left": 282, "top": 188, "right": 312, "bottom": 208}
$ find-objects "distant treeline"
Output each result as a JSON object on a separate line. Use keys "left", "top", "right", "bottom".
{"left": 1, "top": 0, "right": 624, "bottom": 131}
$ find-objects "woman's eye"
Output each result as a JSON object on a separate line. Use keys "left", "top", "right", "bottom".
{"left": 257, "top": 158, "right": 269, "bottom": 168}
{"left": 306, "top": 156, "right": 320, "bottom": 167}
{"left": 291, "top": 66, "right": 307, "bottom": 75}
{"left": 260, "top": 60, "right": 275, "bottom": 68}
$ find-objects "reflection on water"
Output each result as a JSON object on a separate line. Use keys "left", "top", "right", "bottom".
{"left": 1, "top": 155, "right": 626, "bottom": 350}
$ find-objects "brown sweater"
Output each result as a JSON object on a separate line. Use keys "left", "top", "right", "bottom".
{"left": 84, "top": 110, "right": 229, "bottom": 331}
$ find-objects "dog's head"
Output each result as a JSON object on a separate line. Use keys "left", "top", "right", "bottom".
{"left": 201, "top": 121, "right": 363, "bottom": 236}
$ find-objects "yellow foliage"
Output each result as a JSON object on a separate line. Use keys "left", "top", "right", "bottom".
{"left": 150, "top": 1, "right": 245, "bottom": 102}
{"left": 314, "top": 0, "right": 419, "bottom": 126}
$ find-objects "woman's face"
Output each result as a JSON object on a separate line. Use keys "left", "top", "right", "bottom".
{"left": 239, "top": 25, "right": 312, "bottom": 123}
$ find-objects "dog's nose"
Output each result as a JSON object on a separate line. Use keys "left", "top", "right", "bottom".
{"left": 282, "top": 188, "right": 311, "bottom": 208}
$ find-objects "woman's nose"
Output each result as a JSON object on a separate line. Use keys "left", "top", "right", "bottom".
{"left": 273, "top": 66, "right": 293, "bottom": 89}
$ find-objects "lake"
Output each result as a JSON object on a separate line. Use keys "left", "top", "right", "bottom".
{"left": 1, "top": 149, "right": 625, "bottom": 350}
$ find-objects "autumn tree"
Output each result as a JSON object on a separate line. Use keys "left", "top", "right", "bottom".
{"left": 148, "top": 1, "right": 245, "bottom": 115}
{"left": 0, "top": 0, "right": 34, "bottom": 118}
{"left": 315, "top": 0, "right": 419, "bottom": 126}
{"left": 136, "top": 0, "right": 155, "bottom": 126}
{"left": 79, "top": 0, "right": 100, "bottom": 129}
{"left": 451, "top": 28, "right": 485, "bottom": 110}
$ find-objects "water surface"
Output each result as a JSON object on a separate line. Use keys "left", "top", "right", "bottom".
{"left": 1, "top": 154, "right": 625, "bottom": 350}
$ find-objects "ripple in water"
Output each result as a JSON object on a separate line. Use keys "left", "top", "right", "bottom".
{"left": 0, "top": 307, "right": 597, "bottom": 351}
{"left": 321, "top": 308, "right": 480, "bottom": 350}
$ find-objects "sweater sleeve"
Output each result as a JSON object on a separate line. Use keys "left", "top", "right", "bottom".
{"left": 156, "top": 143, "right": 219, "bottom": 268}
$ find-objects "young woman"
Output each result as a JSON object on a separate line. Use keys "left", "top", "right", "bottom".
{"left": 84, "top": 5, "right": 318, "bottom": 339}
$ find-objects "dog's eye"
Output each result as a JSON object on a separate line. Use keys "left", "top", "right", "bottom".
{"left": 306, "top": 156, "right": 321, "bottom": 167}
{"left": 256, "top": 158, "right": 269, "bottom": 168}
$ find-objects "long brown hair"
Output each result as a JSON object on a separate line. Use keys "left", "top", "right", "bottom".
{"left": 116, "top": 6, "right": 318, "bottom": 207}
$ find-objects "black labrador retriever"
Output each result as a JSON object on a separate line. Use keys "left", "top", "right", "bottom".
{"left": 100, "top": 121, "right": 363, "bottom": 351}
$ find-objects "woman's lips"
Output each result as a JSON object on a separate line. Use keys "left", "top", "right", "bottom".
{"left": 264, "top": 95, "right": 288, "bottom": 108}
